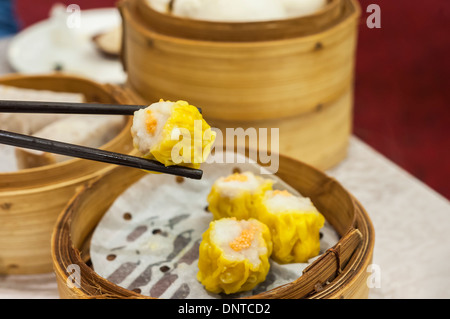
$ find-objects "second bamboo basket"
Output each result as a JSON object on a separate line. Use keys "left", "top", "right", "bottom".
{"left": 119, "top": 0, "right": 361, "bottom": 170}
{"left": 0, "top": 74, "right": 138, "bottom": 274}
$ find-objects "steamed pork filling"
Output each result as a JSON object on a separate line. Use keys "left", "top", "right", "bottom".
{"left": 131, "top": 100, "right": 216, "bottom": 169}
{"left": 207, "top": 171, "right": 274, "bottom": 220}
{"left": 197, "top": 218, "right": 272, "bottom": 294}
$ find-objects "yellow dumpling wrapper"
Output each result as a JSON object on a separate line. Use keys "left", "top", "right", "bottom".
{"left": 257, "top": 190, "right": 325, "bottom": 264}
{"left": 207, "top": 171, "right": 274, "bottom": 220}
{"left": 131, "top": 100, "right": 216, "bottom": 169}
{"left": 197, "top": 218, "right": 273, "bottom": 295}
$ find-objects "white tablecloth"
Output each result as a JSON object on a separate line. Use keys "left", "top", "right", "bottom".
{"left": 0, "top": 37, "right": 449, "bottom": 299}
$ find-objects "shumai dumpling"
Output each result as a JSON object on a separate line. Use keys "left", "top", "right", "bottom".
{"left": 197, "top": 217, "right": 273, "bottom": 294}
{"left": 207, "top": 171, "right": 274, "bottom": 220}
{"left": 131, "top": 99, "right": 216, "bottom": 169}
{"left": 256, "top": 189, "right": 325, "bottom": 264}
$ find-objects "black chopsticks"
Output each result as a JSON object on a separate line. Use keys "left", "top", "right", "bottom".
{"left": 0, "top": 100, "right": 147, "bottom": 115}
{"left": 0, "top": 130, "right": 203, "bottom": 180}
{"left": 0, "top": 100, "right": 202, "bottom": 115}
{"left": 0, "top": 100, "right": 204, "bottom": 180}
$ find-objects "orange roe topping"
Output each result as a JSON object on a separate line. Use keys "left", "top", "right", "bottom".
{"left": 223, "top": 173, "right": 248, "bottom": 183}
{"left": 272, "top": 190, "right": 292, "bottom": 197}
{"left": 229, "top": 225, "right": 256, "bottom": 252}
{"left": 145, "top": 110, "right": 158, "bottom": 135}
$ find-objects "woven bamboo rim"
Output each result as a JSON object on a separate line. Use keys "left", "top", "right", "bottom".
{"left": 52, "top": 152, "right": 375, "bottom": 299}
{"left": 133, "top": 0, "right": 343, "bottom": 42}
{"left": 0, "top": 73, "right": 139, "bottom": 274}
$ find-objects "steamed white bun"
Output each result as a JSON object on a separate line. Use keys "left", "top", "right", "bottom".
{"left": 146, "top": 0, "right": 328, "bottom": 22}
{"left": 282, "top": 0, "right": 328, "bottom": 18}
{"left": 173, "top": 0, "right": 287, "bottom": 22}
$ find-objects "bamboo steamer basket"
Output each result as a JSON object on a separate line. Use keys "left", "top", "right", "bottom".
{"left": 51, "top": 153, "right": 375, "bottom": 299}
{"left": 0, "top": 73, "right": 140, "bottom": 275}
{"left": 118, "top": 0, "right": 361, "bottom": 170}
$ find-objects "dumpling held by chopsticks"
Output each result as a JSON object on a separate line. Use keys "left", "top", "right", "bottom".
{"left": 131, "top": 99, "right": 216, "bottom": 169}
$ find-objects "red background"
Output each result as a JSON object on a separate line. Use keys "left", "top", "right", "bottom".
{"left": 12, "top": 0, "right": 450, "bottom": 199}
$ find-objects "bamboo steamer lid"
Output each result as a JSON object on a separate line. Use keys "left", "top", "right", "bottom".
{"left": 51, "top": 153, "right": 375, "bottom": 299}
{"left": 0, "top": 73, "right": 140, "bottom": 274}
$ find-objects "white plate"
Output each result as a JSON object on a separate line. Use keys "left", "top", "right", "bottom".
{"left": 7, "top": 7, "right": 127, "bottom": 84}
